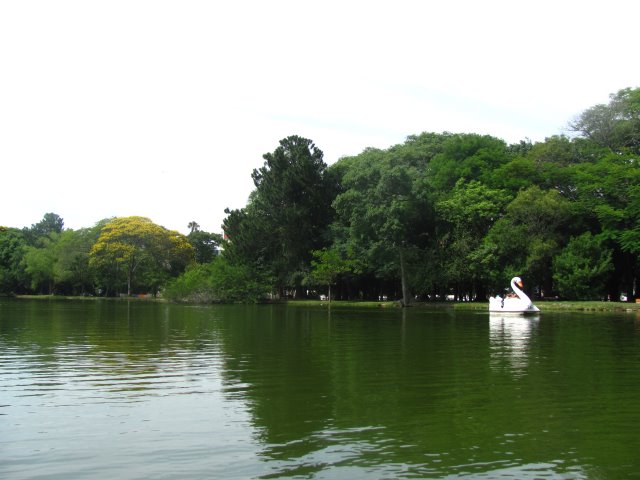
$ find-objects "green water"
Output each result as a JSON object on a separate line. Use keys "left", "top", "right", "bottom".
{"left": 1, "top": 299, "right": 639, "bottom": 479}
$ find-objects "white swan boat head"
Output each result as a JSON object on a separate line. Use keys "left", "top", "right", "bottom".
{"left": 489, "top": 276, "right": 540, "bottom": 313}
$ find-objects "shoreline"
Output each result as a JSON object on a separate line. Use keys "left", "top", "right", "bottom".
{"left": 5, "top": 295, "right": 639, "bottom": 313}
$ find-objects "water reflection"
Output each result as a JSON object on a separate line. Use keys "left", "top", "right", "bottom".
{"left": 2, "top": 300, "right": 640, "bottom": 480}
{"left": 489, "top": 314, "right": 538, "bottom": 375}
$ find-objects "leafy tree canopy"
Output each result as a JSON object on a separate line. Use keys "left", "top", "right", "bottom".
{"left": 0, "top": 227, "right": 28, "bottom": 293}
{"left": 553, "top": 232, "right": 613, "bottom": 300}
{"left": 224, "top": 135, "right": 337, "bottom": 296}
{"left": 570, "top": 87, "right": 640, "bottom": 154}
{"left": 24, "top": 212, "right": 64, "bottom": 246}
{"left": 5, "top": 87, "right": 640, "bottom": 303}
{"left": 89, "top": 216, "right": 194, "bottom": 295}
{"left": 188, "top": 229, "right": 223, "bottom": 264}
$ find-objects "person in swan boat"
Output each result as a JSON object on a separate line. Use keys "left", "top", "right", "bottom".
{"left": 489, "top": 276, "right": 540, "bottom": 313}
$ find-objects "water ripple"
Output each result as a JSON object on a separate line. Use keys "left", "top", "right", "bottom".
{"left": 2, "top": 301, "right": 640, "bottom": 479}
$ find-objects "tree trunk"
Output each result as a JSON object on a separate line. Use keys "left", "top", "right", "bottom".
{"left": 399, "top": 247, "right": 411, "bottom": 307}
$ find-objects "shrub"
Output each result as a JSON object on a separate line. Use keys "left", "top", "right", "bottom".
{"left": 164, "top": 257, "right": 270, "bottom": 303}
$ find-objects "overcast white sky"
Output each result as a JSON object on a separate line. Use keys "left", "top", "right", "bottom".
{"left": 1, "top": 0, "right": 638, "bottom": 235}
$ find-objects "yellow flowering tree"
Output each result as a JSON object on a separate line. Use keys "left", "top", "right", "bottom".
{"left": 89, "top": 216, "right": 194, "bottom": 296}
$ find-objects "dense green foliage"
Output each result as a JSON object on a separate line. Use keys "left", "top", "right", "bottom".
{"left": 222, "top": 135, "right": 338, "bottom": 298}
{"left": 1, "top": 88, "right": 639, "bottom": 302}
{"left": 0, "top": 216, "right": 198, "bottom": 297}
{"left": 212, "top": 89, "right": 639, "bottom": 303}
{"left": 89, "top": 216, "right": 194, "bottom": 296}
{"left": 163, "top": 256, "right": 270, "bottom": 303}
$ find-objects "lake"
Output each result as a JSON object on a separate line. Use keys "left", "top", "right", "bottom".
{"left": 1, "top": 299, "right": 639, "bottom": 479}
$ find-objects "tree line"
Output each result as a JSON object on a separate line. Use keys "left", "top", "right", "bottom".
{"left": 1, "top": 87, "right": 639, "bottom": 302}
{"left": 0, "top": 215, "right": 221, "bottom": 297}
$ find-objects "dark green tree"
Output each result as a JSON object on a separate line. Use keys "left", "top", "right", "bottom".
{"left": 571, "top": 152, "right": 640, "bottom": 299}
{"left": 24, "top": 212, "right": 64, "bottom": 245}
{"left": 223, "top": 135, "right": 337, "bottom": 297}
{"left": 553, "top": 233, "right": 613, "bottom": 300}
{"left": 332, "top": 145, "right": 434, "bottom": 305}
{"left": 0, "top": 227, "right": 29, "bottom": 294}
{"left": 171, "top": 88, "right": 640, "bottom": 303}
{"left": 188, "top": 229, "right": 223, "bottom": 264}
{"left": 483, "top": 186, "right": 573, "bottom": 295}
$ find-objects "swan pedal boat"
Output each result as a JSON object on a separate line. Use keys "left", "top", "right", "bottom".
{"left": 489, "top": 276, "right": 540, "bottom": 314}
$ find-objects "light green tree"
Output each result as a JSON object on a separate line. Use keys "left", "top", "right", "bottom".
{"left": 569, "top": 87, "right": 640, "bottom": 154}
{"left": 89, "top": 216, "right": 194, "bottom": 295}
{"left": 24, "top": 236, "right": 58, "bottom": 293}
{"left": 436, "top": 179, "right": 511, "bottom": 299}
{"left": 309, "top": 247, "right": 359, "bottom": 302}
{"left": 54, "top": 228, "right": 101, "bottom": 294}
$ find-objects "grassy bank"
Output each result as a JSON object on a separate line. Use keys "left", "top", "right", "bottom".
{"left": 285, "top": 299, "right": 400, "bottom": 308}
{"left": 9, "top": 295, "right": 640, "bottom": 313}
{"left": 11, "top": 295, "right": 400, "bottom": 308}
{"left": 289, "top": 298, "right": 640, "bottom": 313}
{"left": 453, "top": 300, "right": 640, "bottom": 313}
{"left": 12, "top": 294, "right": 165, "bottom": 302}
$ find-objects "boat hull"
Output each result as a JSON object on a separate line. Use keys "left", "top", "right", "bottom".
{"left": 488, "top": 307, "right": 540, "bottom": 314}
{"left": 489, "top": 297, "right": 540, "bottom": 314}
